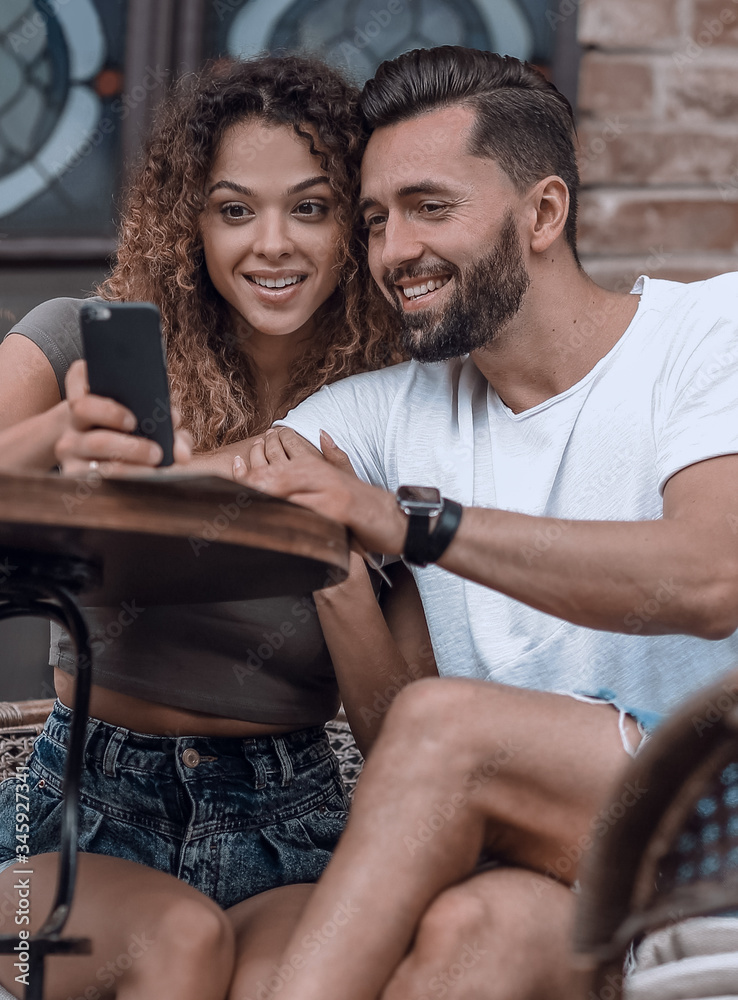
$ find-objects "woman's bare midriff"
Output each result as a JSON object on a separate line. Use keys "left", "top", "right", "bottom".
{"left": 54, "top": 667, "right": 301, "bottom": 737}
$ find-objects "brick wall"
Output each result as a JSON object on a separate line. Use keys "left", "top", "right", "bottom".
{"left": 575, "top": 0, "right": 738, "bottom": 289}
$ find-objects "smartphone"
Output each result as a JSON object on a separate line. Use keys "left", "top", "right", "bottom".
{"left": 79, "top": 301, "right": 175, "bottom": 466}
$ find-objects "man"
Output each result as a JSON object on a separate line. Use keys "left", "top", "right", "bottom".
{"left": 229, "top": 46, "right": 738, "bottom": 1000}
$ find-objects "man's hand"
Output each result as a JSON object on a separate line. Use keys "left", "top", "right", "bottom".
{"left": 55, "top": 360, "right": 192, "bottom": 477}
{"left": 232, "top": 426, "right": 407, "bottom": 556}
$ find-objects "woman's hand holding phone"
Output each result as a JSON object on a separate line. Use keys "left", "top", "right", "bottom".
{"left": 56, "top": 360, "right": 193, "bottom": 477}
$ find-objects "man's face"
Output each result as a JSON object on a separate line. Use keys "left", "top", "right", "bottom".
{"left": 360, "top": 105, "right": 530, "bottom": 362}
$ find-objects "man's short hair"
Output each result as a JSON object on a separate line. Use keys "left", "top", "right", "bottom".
{"left": 361, "top": 46, "right": 580, "bottom": 260}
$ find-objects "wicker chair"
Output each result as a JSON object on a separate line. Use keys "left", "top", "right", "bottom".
{"left": 0, "top": 699, "right": 365, "bottom": 797}
{"left": 574, "top": 668, "right": 738, "bottom": 999}
{"left": 0, "top": 700, "right": 55, "bottom": 784}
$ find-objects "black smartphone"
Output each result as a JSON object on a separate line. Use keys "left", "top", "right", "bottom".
{"left": 79, "top": 301, "right": 175, "bottom": 466}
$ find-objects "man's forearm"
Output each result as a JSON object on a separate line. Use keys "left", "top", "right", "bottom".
{"left": 437, "top": 507, "right": 736, "bottom": 639}
{"left": 234, "top": 437, "right": 738, "bottom": 641}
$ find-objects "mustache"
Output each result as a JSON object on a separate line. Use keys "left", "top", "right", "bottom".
{"left": 383, "top": 259, "right": 460, "bottom": 297}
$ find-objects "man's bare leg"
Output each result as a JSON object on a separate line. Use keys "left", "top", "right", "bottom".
{"left": 381, "top": 867, "right": 575, "bottom": 1000}
{"left": 272, "top": 676, "right": 635, "bottom": 1000}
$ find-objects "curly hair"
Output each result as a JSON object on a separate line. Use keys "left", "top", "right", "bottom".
{"left": 100, "top": 55, "right": 402, "bottom": 450}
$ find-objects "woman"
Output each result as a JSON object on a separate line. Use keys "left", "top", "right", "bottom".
{"left": 0, "top": 56, "right": 435, "bottom": 1000}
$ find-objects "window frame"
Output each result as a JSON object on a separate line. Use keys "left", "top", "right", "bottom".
{"left": 0, "top": 0, "right": 207, "bottom": 262}
{"left": 0, "top": 0, "right": 579, "bottom": 263}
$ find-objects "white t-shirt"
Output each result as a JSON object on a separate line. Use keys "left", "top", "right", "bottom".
{"left": 279, "top": 274, "right": 738, "bottom": 723}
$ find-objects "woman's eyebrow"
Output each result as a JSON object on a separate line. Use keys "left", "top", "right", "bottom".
{"left": 206, "top": 176, "right": 331, "bottom": 197}
{"left": 285, "top": 175, "right": 331, "bottom": 195}
{"left": 207, "top": 180, "right": 254, "bottom": 197}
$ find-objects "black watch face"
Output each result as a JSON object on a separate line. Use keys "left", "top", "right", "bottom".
{"left": 398, "top": 486, "right": 441, "bottom": 504}
{"left": 397, "top": 486, "right": 443, "bottom": 512}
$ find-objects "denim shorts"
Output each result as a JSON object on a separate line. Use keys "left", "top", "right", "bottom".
{"left": 563, "top": 690, "right": 663, "bottom": 757}
{"left": 0, "top": 701, "right": 349, "bottom": 909}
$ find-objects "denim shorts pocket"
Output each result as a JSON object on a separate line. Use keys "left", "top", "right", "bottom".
{"left": 0, "top": 777, "right": 22, "bottom": 865}
{"left": 0, "top": 771, "right": 59, "bottom": 864}
{"left": 293, "top": 785, "right": 350, "bottom": 854}
{"left": 304, "top": 746, "right": 351, "bottom": 811}
{"left": 0, "top": 778, "right": 102, "bottom": 866}
{"left": 23, "top": 770, "right": 103, "bottom": 860}
{"left": 26, "top": 756, "right": 172, "bottom": 872}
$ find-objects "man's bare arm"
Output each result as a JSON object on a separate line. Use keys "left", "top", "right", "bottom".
{"left": 240, "top": 429, "right": 738, "bottom": 641}
{"left": 441, "top": 454, "right": 738, "bottom": 640}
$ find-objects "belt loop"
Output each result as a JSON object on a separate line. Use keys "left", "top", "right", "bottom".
{"left": 242, "top": 744, "right": 267, "bottom": 789}
{"left": 273, "top": 737, "right": 294, "bottom": 787}
{"left": 83, "top": 716, "right": 100, "bottom": 767}
{"left": 102, "top": 728, "right": 127, "bottom": 778}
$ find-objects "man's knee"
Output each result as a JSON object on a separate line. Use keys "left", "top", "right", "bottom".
{"left": 383, "top": 873, "right": 575, "bottom": 1000}
{"left": 416, "top": 885, "right": 489, "bottom": 957}
{"left": 381, "top": 887, "right": 489, "bottom": 1000}
{"left": 382, "top": 676, "right": 493, "bottom": 746}
{"left": 355, "top": 679, "right": 496, "bottom": 803}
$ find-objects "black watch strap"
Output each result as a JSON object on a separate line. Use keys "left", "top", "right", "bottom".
{"left": 404, "top": 512, "right": 432, "bottom": 566}
{"left": 426, "top": 499, "right": 462, "bottom": 563}
{"left": 404, "top": 498, "right": 463, "bottom": 567}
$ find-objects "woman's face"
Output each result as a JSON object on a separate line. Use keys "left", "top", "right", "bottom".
{"left": 200, "top": 120, "right": 342, "bottom": 339}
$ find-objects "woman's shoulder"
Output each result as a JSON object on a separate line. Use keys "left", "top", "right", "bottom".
{"left": 9, "top": 295, "right": 103, "bottom": 341}
{"left": 5, "top": 295, "right": 104, "bottom": 394}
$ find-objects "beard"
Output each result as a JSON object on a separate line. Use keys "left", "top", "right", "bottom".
{"left": 384, "top": 211, "right": 531, "bottom": 363}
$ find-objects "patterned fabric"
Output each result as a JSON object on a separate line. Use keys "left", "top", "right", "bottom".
{"left": 326, "top": 719, "right": 364, "bottom": 798}
{"left": 0, "top": 728, "right": 39, "bottom": 783}
{"left": 657, "top": 762, "right": 738, "bottom": 895}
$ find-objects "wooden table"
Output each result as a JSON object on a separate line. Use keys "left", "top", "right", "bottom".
{"left": 0, "top": 472, "right": 349, "bottom": 999}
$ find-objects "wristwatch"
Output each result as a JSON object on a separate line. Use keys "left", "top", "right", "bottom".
{"left": 396, "top": 486, "right": 463, "bottom": 567}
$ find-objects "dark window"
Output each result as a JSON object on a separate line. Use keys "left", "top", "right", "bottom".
{"left": 0, "top": 0, "right": 577, "bottom": 264}
{"left": 207, "top": 0, "right": 571, "bottom": 86}
{"left": 0, "top": 0, "right": 127, "bottom": 255}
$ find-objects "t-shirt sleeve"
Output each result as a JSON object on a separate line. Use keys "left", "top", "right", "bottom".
{"left": 3, "top": 297, "right": 87, "bottom": 397}
{"left": 655, "top": 281, "right": 738, "bottom": 494}
{"left": 275, "top": 367, "right": 406, "bottom": 489}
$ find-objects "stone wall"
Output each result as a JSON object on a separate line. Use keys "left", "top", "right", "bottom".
{"left": 575, "top": 0, "right": 738, "bottom": 288}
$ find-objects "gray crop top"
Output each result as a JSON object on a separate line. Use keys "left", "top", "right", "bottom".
{"left": 5, "top": 297, "right": 340, "bottom": 726}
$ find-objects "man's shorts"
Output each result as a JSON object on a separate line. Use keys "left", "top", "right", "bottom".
{"left": 563, "top": 689, "right": 663, "bottom": 757}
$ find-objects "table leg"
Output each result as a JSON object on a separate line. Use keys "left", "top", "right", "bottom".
{"left": 0, "top": 559, "right": 96, "bottom": 999}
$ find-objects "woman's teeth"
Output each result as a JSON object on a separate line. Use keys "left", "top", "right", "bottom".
{"left": 402, "top": 276, "right": 450, "bottom": 299}
{"left": 249, "top": 275, "right": 306, "bottom": 288}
